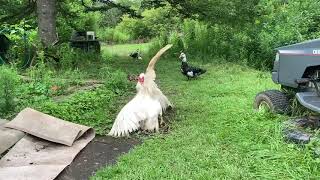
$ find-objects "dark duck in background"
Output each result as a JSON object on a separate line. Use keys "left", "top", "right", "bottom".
{"left": 129, "top": 49, "right": 142, "bottom": 60}
{"left": 179, "top": 52, "right": 206, "bottom": 80}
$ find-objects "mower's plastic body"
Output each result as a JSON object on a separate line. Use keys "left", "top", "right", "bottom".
{"left": 272, "top": 39, "right": 320, "bottom": 112}
{"left": 273, "top": 39, "right": 320, "bottom": 88}
{"left": 296, "top": 92, "right": 320, "bottom": 112}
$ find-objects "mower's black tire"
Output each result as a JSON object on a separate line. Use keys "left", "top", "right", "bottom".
{"left": 254, "top": 90, "right": 290, "bottom": 114}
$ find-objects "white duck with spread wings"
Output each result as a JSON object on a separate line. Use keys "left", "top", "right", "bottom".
{"left": 108, "top": 44, "right": 173, "bottom": 137}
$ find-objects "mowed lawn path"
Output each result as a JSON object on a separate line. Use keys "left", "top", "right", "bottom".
{"left": 94, "top": 44, "right": 320, "bottom": 179}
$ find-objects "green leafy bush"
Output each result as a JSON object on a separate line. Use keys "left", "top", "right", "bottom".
{"left": 250, "top": 0, "right": 320, "bottom": 69}
{"left": 102, "top": 5, "right": 181, "bottom": 44}
{"left": 1, "top": 22, "right": 37, "bottom": 67}
{"left": 25, "top": 52, "right": 54, "bottom": 96}
{"left": 99, "top": 67, "right": 131, "bottom": 94}
{"left": 58, "top": 43, "right": 102, "bottom": 69}
{"left": 97, "top": 28, "right": 115, "bottom": 42}
{"left": 56, "top": 1, "right": 102, "bottom": 42}
{"left": 147, "top": 1, "right": 320, "bottom": 70}
{"left": 141, "top": 6, "right": 181, "bottom": 38}
{"left": 0, "top": 66, "right": 20, "bottom": 117}
{"left": 97, "top": 27, "right": 133, "bottom": 43}
{"left": 16, "top": 65, "right": 132, "bottom": 134}
{"left": 116, "top": 15, "right": 150, "bottom": 40}
{"left": 33, "top": 88, "right": 116, "bottom": 134}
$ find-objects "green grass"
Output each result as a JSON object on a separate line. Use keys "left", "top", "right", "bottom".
{"left": 91, "top": 43, "right": 320, "bottom": 179}
{"left": 102, "top": 42, "right": 152, "bottom": 57}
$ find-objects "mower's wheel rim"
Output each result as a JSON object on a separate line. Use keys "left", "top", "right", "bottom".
{"left": 258, "top": 101, "right": 271, "bottom": 112}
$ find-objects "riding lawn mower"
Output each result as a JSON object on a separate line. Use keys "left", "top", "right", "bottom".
{"left": 254, "top": 38, "right": 320, "bottom": 144}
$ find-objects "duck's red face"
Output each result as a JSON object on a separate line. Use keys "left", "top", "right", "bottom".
{"left": 138, "top": 74, "right": 145, "bottom": 84}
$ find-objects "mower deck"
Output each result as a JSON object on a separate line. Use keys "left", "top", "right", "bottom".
{"left": 296, "top": 92, "right": 320, "bottom": 113}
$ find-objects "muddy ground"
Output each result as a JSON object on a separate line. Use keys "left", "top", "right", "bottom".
{"left": 56, "top": 136, "right": 140, "bottom": 180}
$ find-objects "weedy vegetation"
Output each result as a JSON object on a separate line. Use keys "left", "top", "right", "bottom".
{"left": 2, "top": 0, "right": 320, "bottom": 179}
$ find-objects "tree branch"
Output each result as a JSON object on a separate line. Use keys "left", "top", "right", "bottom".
{"left": 0, "top": 1, "right": 36, "bottom": 24}
{"left": 140, "top": 0, "right": 166, "bottom": 9}
{"left": 81, "top": 0, "right": 142, "bottom": 18}
{"left": 166, "top": 0, "right": 205, "bottom": 19}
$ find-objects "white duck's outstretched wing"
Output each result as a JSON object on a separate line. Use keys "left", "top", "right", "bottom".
{"left": 145, "top": 44, "right": 173, "bottom": 82}
{"left": 155, "top": 89, "right": 172, "bottom": 111}
{"left": 108, "top": 96, "right": 145, "bottom": 137}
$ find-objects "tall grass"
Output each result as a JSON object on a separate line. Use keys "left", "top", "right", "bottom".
{"left": 0, "top": 66, "right": 20, "bottom": 118}
{"left": 151, "top": 19, "right": 250, "bottom": 64}
{"left": 97, "top": 28, "right": 132, "bottom": 44}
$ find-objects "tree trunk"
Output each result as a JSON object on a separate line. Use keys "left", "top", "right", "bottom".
{"left": 36, "top": 0, "right": 58, "bottom": 47}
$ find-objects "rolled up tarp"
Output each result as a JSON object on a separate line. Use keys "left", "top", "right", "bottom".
{"left": 0, "top": 119, "right": 25, "bottom": 155}
{"left": 4, "top": 108, "right": 92, "bottom": 146}
{"left": 0, "top": 108, "right": 95, "bottom": 180}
